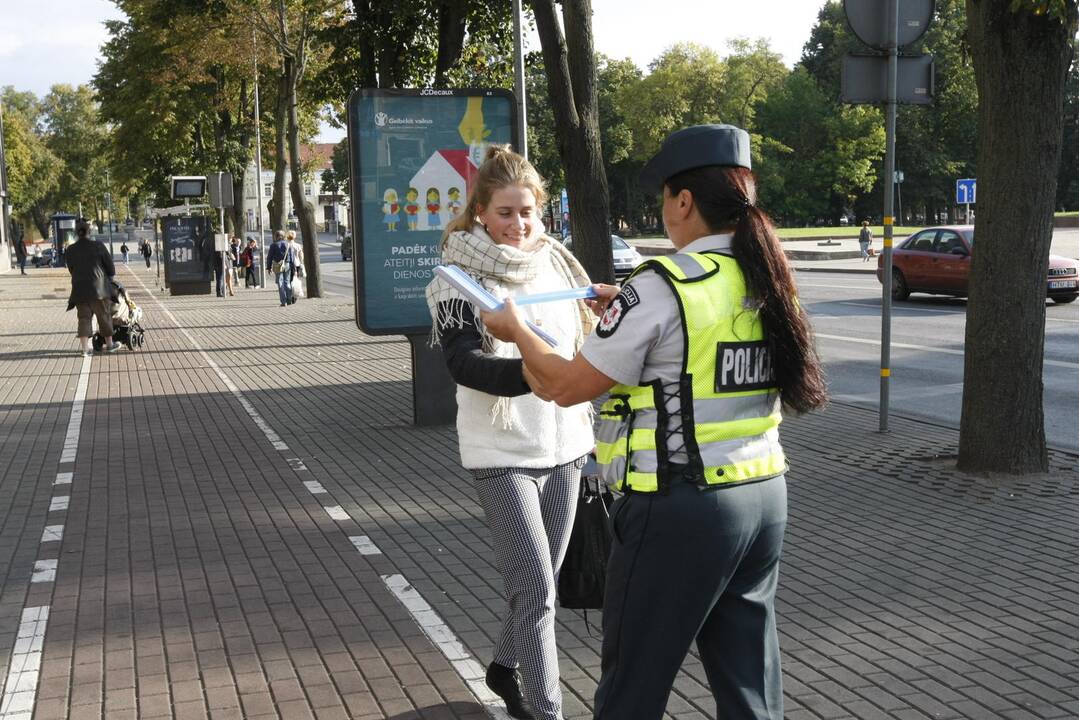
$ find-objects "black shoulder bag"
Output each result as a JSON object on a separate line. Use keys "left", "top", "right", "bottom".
{"left": 558, "top": 474, "right": 614, "bottom": 610}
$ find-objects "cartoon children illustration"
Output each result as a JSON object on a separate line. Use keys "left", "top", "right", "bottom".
{"left": 426, "top": 188, "right": 441, "bottom": 230}
{"left": 447, "top": 187, "right": 463, "bottom": 217}
{"left": 404, "top": 187, "right": 420, "bottom": 231}
{"left": 382, "top": 188, "right": 400, "bottom": 231}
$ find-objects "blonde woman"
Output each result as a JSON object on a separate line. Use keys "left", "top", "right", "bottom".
{"left": 426, "top": 145, "right": 607, "bottom": 720}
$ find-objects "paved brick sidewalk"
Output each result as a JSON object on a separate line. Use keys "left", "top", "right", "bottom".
{"left": 0, "top": 262, "right": 1077, "bottom": 719}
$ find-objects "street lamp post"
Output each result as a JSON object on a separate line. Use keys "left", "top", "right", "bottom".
{"left": 253, "top": 27, "right": 267, "bottom": 288}
{"left": 105, "top": 169, "right": 114, "bottom": 257}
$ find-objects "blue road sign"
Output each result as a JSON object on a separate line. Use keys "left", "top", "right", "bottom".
{"left": 956, "top": 178, "right": 976, "bottom": 205}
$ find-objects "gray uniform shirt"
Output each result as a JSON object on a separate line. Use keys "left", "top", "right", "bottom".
{"left": 581, "top": 234, "right": 735, "bottom": 464}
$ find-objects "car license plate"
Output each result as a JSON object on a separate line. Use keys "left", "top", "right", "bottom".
{"left": 1049, "top": 279, "right": 1077, "bottom": 290}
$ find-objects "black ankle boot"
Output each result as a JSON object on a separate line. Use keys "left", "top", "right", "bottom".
{"left": 485, "top": 662, "right": 534, "bottom": 719}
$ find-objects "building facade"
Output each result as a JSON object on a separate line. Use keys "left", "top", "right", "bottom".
{"left": 243, "top": 143, "right": 349, "bottom": 234}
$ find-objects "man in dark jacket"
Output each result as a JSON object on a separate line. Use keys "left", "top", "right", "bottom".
{"left": 13, "top": 228, "right": 28, "bottom": 275}
{"left": 66, "top": 219, "right": 120, "bottom": 356}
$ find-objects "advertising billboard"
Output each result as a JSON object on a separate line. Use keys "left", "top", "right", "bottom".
{"left": 162, "top": 216, "right": 213, "bottom": 285}
{"left": 347, "top": 88, "right": 517, "bottom": 335}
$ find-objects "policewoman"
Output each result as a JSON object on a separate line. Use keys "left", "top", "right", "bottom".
{"left": 481, "top": 124, "right": 827, "bottom": 719}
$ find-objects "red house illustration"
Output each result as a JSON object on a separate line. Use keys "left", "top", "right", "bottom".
{"left": 408, "top": 150, "right": 479, "bottom": 230}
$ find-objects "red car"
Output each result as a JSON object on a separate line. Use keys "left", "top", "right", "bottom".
{"left": 876, "top": 225, "right": 1078, "bottom": 304}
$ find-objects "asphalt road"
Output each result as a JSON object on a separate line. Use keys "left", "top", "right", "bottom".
{"left": 303, "top": 237, "right": 1079, "bottom": 454}
{"left": 798, "top": 271, "right": 1079, "bottom": 453}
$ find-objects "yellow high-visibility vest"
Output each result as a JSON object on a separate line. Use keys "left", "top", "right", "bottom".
{"left": 595, "top": 252, "right": 787, "bottom": 492}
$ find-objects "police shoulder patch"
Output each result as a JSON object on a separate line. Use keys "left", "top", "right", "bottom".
{"left": 596, "top": 286, "right": 641, "bottom": 338}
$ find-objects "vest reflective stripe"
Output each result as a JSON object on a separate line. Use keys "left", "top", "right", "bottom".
{"left": 597, "top": 252, "right": 787, "bottom": 492}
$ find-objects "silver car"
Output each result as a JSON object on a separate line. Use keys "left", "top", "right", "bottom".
{"left": 562, "top": 234, "right": 644, "bottom": 280}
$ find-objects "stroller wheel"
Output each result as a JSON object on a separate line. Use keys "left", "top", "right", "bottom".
{"left": 92, "top": 335, "right": 104, "bottom": 352}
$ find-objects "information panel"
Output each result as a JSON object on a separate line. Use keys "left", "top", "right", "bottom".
{"left": 162, "top": 216, "right": 213, "bottom": 285}
{"left": 347, "top": 88, "right": 517, "bottom": 335}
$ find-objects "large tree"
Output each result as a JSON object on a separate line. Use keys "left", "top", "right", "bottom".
{"left": 1, "top": 88, "right": 61, "bottom": 238}
{"left": 246, "top": 0, "right": 345, "bottom": 300}
{"left": 754, "top": 68, "right": 884, "bottom": 225}
{"left": 958, "top": 0, "right": 1078, "bottom": 474}
{"left": 529, "top": 0, "right": 612, "bottom": 282}
{"left": 96, "top": 0, "right": 261, "bottom": 235}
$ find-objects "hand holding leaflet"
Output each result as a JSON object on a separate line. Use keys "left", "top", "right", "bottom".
{"left": 434, "top": 265, "right": 560, "bottom": 347}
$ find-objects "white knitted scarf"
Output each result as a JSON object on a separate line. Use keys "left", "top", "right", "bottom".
{"left": 425, "top": 224, "right": 595, "bottom": 352}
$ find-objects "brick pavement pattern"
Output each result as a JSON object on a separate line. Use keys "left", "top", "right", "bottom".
{"left": 0, "top": 262, "right": 1076, "bottom": 719}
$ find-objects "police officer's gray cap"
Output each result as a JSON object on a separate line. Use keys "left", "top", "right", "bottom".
{"left": 639, "top": 124, "right": 752, "bottom": 195}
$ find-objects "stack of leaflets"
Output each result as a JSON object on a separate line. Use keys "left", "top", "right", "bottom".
{"left": 434, "top": 265, "right": 598, "bottom": 348}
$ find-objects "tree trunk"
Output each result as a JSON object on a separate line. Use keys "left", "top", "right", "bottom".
{"left": 529, "top": 0, "right": 613, "bottom": 283}
{"left": 434, "top": 1, "right": 467, "bottom": 87}
{"left": 958, "top": 0, "right": 1075, "bottom": 474}
{"left": 231, "top": 79, "right": 251, "bottom": 237}
{"left": 284, "top": 56, "right": 322, "bottom": 299}
{"left": 271, "top": 70, "right": 288, "bottom": 235}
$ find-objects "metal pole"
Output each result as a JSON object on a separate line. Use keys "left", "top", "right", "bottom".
{"left": 220, "top": 206, "right": 227, "bottom": 299}
{"left": 106, "top": 169, "right": 114, "bottom": 257}
{"left": 879, "top": 0, "right": 898, "bottom": 433}
{"left": 253, "top": 27, "right": 267, "bottom": 288}
{"left": 512, "top": 0, "right": 528, "bottom": 159}
{"left": 154, "top": 218, "right": 161, "bottom": 285}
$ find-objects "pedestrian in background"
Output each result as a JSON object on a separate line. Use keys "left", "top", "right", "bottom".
{"left": 120, "top": 241, "right": 130, "bottom": 264}
{"left": 859, "top": 220, "right": 873, "bottom": 261}
{"left": 141, "top": 239, "right": 152, "bottom": 268}
{"left": 66, "top": 218, "right": 121, "bottom": 356}
{"left": 285, "top": 231, "right": 304, "bottom": 303}
{"left": 426, "top": 145, "right": 600, "bottom": 720}
{"left": 229, "top": 236, "right": 242, "bottom": 288}
{"left": 14, "top": 232, "right": 27, "bottom": 275}
{"left": 482, "top": 124, "right": 828, "bottom": 720}
{"left": 266, "top": 230, "right": 292, "bottom": 306}
{"left": 241, "top": 238, "right": 259, "bottom": 288}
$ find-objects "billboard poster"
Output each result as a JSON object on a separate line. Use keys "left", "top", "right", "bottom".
{"left": 162, "top": 216, "right": 213, "bottom": 284}
{"left": 347, "top": 88, "right": 517, "bottom": 335}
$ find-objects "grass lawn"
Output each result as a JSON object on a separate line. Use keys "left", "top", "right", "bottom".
{"left": 637, "top": 226, "right": 920, "bottom": 241}
{"left": 1056, "top": 211, "right": 1079, "bottom": 218}
{"left": 775, "top": 226, "right": 920, "bottom": 239}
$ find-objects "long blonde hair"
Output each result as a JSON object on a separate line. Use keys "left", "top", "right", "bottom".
{"left": 441, "top": 144, "right": 547, "bottom": 246}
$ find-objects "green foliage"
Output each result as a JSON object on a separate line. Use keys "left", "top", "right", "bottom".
{"left": 1057, "top": 38, "right": 1079, "bottom": 209}
{"left": 313, "top": 0, "right": 515, "bottom": 126}
{"left": 755, "top": 67, "right": 885, "bottom": 224}
{"left": 1, "top": 90, "right": 62, "bottom": 233}
{"left": 1008, "top": 0, "right": 1078, "bottom": 24}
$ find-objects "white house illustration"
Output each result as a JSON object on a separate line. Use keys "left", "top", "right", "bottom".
{"left": 408, "top": 149, "right": 478, "bottom": 231}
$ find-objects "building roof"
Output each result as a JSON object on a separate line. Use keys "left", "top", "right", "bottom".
{"left": 300, "top": 143, "right": 336, "bottom": 170}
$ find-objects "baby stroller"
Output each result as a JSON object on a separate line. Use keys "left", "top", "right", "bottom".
{"left": 92, "top": 280, "right": 146, "bottom": 351}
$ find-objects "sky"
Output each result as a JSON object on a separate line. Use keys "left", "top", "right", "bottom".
{"left": 0, "top": 0, "right": 824, "bottom": 142}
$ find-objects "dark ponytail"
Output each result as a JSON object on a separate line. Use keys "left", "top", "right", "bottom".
{"left": 665, "top": 166, "right": 827, "bottom": 414}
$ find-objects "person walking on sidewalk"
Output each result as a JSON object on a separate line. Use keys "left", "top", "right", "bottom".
{"left": 229, "top": 236, "right": 242, "bottom": 288}
{"left": 13, "top": 233, "right": 27, "bottom": 275}
{"left": 66, "top": 218, "right": 121, "bottom": 356}
{"left": 285, "top": 231, "right": 304, "bottom": 303}
{"left": 241, "top": 238, "right": 260, "bottom": 288}
{"left": 425, "top": 145, "right": 601, "bottom": 720}
{"left": 267, "top": 230, "right": 293, "bottom": 306}
{"left": 482, "top": 125, "right": 828, "bottom": 720}
{"left": 859, "top": 220, "right": 874, "bottom": 261}
{"left": 141, "top": 239, "right": 153, "bottom": 268}
{"left": 120, "top": 241, "right": 130, "bottom": 264}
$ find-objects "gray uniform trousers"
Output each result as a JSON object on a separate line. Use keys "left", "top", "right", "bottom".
{"left": 593, "top": 473, "right": 787, "bottom": 720}
{"left": 472, "top": 457, "right": 585, "bottom": 720}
